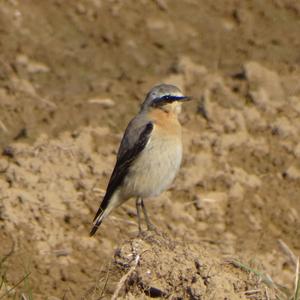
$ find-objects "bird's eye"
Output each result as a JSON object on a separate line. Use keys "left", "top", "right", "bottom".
{"left": 150, "top": 95, "right": 174, "bottom": 108}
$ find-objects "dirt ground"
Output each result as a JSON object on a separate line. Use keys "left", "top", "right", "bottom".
{"left": 0, "top": 0, "right": 300, "bottom": 299}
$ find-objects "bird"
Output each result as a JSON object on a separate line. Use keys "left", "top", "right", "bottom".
{"left": 90, "top": 84, "right": 191, "bottom": 236}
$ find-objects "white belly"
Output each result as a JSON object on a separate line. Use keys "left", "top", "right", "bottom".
{"left": 122, "top": 136, "right": 182, "bottom": 199}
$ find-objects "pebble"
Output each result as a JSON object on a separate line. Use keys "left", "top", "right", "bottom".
{"left": 88, "top": 98, "right": 115, "bottom": 108}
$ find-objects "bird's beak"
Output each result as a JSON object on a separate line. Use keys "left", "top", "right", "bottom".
{"left": 176, "top": 96, "right": 192, "bottom": 102}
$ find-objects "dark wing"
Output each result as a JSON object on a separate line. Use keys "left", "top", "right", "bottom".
{"left": 92, "top": 120, "right": 153, "bottom": 222}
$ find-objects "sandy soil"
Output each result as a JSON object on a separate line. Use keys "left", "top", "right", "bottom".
{"left": 0, "top": 1, "right": 300, "bottom": 299}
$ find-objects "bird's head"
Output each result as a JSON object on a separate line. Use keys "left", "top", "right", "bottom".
{"left": 141, "top": 84, "right": 191, "bottom": 114}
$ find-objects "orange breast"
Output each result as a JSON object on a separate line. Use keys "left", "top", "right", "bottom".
{"left": 148, "top": 109, "right": 182, "bottom": 138}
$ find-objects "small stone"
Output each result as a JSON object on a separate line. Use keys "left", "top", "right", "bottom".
{"left": 27, "top": 61, "right": 50, "bottom": 73}
{"left": 16, "top": 54, "right": 50, "bottom": 73}
{"left": 222, "top": 18, "right": 235, "bottom": 31}
{"left": 88, "top": 98, "right": 115, "bottom": 108}
{"left": 16, "top": 54, "right": 29, "bottom": 65}
{"left": 284, "top": 166, "right": 300, "bottom": 180}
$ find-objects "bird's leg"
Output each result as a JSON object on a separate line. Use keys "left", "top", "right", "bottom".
{"left": 136, "top": 197, "right": 143, "bottom": 234}
{"left": 141, "top": 199, "right": 155, "bottom": 231}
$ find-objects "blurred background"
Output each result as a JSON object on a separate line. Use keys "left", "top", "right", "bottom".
{"left": 0, "top": 0, "right": 300, "bottom": 299}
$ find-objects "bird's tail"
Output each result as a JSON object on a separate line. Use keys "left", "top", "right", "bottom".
{"left": 90, "top": 209, "right": 104, "bottom": 236}
{"left": 90, "top": 190, "right": 120, "bottom": 236}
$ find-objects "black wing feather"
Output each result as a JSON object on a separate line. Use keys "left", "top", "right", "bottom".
{"left": 92, "top": 122, "right": 153, "bottom": 222}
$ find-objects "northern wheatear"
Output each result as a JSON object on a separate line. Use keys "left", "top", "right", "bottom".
{"left": 90, "top": 84, "right": 190, "bottom": 236}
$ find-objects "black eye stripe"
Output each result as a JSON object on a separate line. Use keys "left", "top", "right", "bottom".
{"left": 151, "top": 95, "right": 174, "bottom": 107}
{"left": 150, "top": 94, "right": 188, "bottom": 108}
{"left": 161, "top": 95, "right": 182, "bottom": 101}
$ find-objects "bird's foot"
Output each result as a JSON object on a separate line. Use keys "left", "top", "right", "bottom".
{"left": 146, "top": 222, "right": 157, "bottom": 232}
{"left": 137, "top": 224, "right": 158, "bottom": 238}
{"left": 137, "top": 228, "right": 144, "bottom": 238}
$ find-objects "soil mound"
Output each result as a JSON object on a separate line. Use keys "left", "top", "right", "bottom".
{"left": 100, "top": 233, "right": 276, "bottom": 300}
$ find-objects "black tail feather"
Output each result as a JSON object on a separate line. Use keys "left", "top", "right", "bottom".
{"left": 93, "top": 205, "right": 104, "bottom": 222}
{"left": 90, "top": 205, "right": 105, "bottom": 236}
{"left": 90, "top": 218, "right": 103, "bottom": 236}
